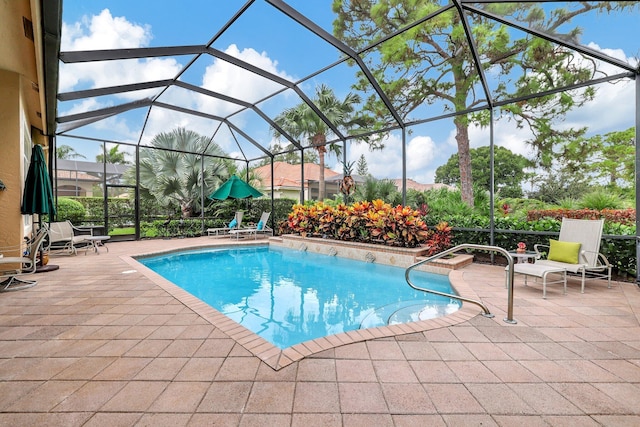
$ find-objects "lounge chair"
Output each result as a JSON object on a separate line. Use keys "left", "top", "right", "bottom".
{"left": 534, "top": 218, "right": 612, "bottom": 293}
{"left": 207, "top": 211, "right": 243, "bottom": 237}
{"left": 509, "top": 263, "right": 568, "bottom": 299}
{"left": 230, "top": 212, "right": 273, "bottom": 239}
{"left": 45, "top": 220, "right": 93, "bottom": 255}
{"left": 0, "top": 228, "right": 48, "bottom": 291}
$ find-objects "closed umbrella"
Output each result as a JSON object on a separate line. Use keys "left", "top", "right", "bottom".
{"left": 21, "top": 145, "right": 56, "bottom": 216}
{"left": 21, "top": 144, "right": 58, "bottom": 273}
{"left": 208, "top": 175, "right": 263, "bottom": 200}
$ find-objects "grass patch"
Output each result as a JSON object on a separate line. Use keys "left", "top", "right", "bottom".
{"left": 110, "top": 227, "right": 135, "bottom": 236}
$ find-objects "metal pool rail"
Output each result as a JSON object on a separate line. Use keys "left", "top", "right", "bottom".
{"left": 405, "top": 244, "right": 517, "bottom": 324}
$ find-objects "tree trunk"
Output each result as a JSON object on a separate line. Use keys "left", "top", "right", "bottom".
{"left": 455, "top": 119, "right": 474, "bottom": 207}
{"left": 312, "top": 134, "right": 327, "bottom": 201}
{"left": 180, "top": 202, "right": 192, "bottom": 218}
{"left": 318, "top": 150, "right": 325, "bottom": 201}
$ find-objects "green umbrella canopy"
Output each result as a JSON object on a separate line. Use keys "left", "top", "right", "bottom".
{"left": 21, "top": 144, "right": 56, "bottom": 216}
{"left": 208, "top": 175, "right": 263, "bottom": 200}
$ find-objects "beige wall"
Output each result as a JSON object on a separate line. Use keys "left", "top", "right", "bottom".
{"left": 0, "top": 0, "right": 48, "bottom": 253}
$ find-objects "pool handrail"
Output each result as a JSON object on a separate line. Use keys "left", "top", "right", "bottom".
{"left": 405, "top": 244, "right": 517, "bottom": 324}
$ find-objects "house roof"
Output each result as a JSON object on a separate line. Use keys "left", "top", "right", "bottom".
{"left": 254, "top": 162, "right": 339, "bottom": 189}
{"left": 391, "top": 179, "right": 454, "bottom": 192}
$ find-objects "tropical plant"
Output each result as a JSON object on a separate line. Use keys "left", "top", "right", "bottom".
{"left": 137, "top": 128, "right": 230, "bottom": 218}
{"left": 422, "top": 187, "right": 474, "bottom": 224}
{"left": 579, "top": 189, "right": 625, "bottom": 211}
{"left": 333, "top": 1, "right": 638, "bottom": 206}
{"left": 96, "top": 143, "right": 129, "bottom": 164}
{"left": 339, "top": 161, "right": 356, "bottom": 199}
{"left": 354, "top": 176, "right": 401, "bottom": 205}
{"left": 283, "top": 200, "right": 430, "bottom": 248}
{"left": 56, "top": 144, "right": 86, "bottom": 160}
{"left": 425, "top": 222, "right": 453, "bottom": 256}
{"left": 272, "top": 84, "right": 367, "bottom": 201}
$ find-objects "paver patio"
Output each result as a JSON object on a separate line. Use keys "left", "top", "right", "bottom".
{"left": 0, "top": 236, "right": 639, "bottom": 426}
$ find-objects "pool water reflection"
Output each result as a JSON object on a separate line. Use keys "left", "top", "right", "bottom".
{"left": 138, "top": 245, "right": 460, "bottom": 349}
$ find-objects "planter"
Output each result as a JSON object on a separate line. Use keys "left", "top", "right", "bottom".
{"left": 272, "top": 234, "right": 473, "bottom": 273}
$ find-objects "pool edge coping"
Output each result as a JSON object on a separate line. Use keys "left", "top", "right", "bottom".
{"left": 121, "top": 243, "right": 483, "bottom": 370}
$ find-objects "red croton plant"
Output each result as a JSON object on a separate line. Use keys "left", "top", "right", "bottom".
{"left": 284, "top": 200, "right": 452, "bottom": 251}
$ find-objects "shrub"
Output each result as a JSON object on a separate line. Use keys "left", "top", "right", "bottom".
{"left": 527, "top": 208, "right": 635, "bottom": 225}
{"left": 55, "top": 198, "right": 86, "bottom": 224}
{"left": 580, "top": 189, "right": 625, "bottom": 210}
{"left": 283, "top": 200, "right": 430, "bottom": 248}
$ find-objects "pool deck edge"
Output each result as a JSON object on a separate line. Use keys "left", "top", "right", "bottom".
{"left": 122, "top": 243, "right": 485, "bottom": 370}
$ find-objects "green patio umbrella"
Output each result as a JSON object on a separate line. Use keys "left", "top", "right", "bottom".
{"left": 21, "top": 144, "right": 59, "bottom": 273}
{"left": 208, "top": 175, "right": 263, "bottom": 200}
{"left": 21, "top": 144, "right": 56, "bottom": 216}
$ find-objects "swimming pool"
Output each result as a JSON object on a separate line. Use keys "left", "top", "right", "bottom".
{"left": 138, "top": 245, "right": 460, "bottom": 349}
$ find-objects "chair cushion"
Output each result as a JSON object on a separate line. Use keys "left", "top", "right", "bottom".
{"left": 229, "top": 218, "right": 237, "bottom": 229}
{"left": 548, "top": 239, "right": 581, "bottom": 264}
{"left": 257, "top": 220, "right": 264, "bottom": 230}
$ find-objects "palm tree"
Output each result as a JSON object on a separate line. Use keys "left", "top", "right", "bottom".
{"left": 272, "top": 84, "right": 363, "bottom": 200}
{"left": 96, "top": 143, "right": 129, "bottom": 164}
{"left": 138, "top": 128, "right": 230, "bottom": 218}
{"left": 56, "top": 144, "right": 86, "bottom": 160}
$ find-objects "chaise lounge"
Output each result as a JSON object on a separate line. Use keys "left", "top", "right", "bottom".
{"left": 229, "top": 212, "right": 273, "bottom": 239}
{"left": 0, "top": 228, "right": 48, "bottom": 292}
{"left": 207, "top": 211, "right": 244, "bottom": 237}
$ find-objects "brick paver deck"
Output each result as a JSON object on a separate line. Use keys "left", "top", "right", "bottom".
{"left": 0, "top": 236, "right": 638, "bottom": 426}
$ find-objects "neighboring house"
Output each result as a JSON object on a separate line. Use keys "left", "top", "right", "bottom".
{"left": 253, "top": 162, "right": 340, "bottom": 201}
{"left": 391, "top": 179, "right": 454, "bottom": 193}
{"left": 253, "top": 163, "right": 453, "bottom": 201}
{"left": 55, "top": 160, "right": 131, "bottom": 197}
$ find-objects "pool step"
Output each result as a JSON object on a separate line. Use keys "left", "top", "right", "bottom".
{"left": 359, "top": 300, "right": 459, "bottom": 329}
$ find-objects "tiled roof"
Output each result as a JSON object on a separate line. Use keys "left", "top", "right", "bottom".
{"left": 391, "top": 178, "right": 454, "bottom": 192}
{"left": 254, "top": 162, "right": 339, "bottom": 189}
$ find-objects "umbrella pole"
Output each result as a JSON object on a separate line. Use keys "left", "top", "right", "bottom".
{"left": 34, "top": 214, "right": 59, "bottom": 273}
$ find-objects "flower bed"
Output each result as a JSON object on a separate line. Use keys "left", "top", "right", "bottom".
{"left": 281, "top": 200, "right": 450, "bottom": 252}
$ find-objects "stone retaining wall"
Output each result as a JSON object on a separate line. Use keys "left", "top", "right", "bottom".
{"left": 270, "top": 235, "right": 473, "bottom": 274}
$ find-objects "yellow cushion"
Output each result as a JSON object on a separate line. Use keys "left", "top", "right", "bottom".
{"left": 548, "top": 239, "right": 581, "bottom": 264}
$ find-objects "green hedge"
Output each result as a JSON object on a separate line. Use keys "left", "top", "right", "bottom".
{"left": 138, "top": 198, "right": 297, "bottom": 239}
{"left": 440, "top": 215, "right": 636, "bottom": 277}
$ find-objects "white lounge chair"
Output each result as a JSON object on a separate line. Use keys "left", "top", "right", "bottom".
{"left": 0, "top": 228, "right": 48, "bottom": 291}
{"left": 534, "top": 218, "right": 612, "bottom": 293}
{"left": 207, "top": 211, "right": 243, "bottom": 237}
{"left": 509, "top": 263, "right": 567, "bottom": 299}
{"left": 45, "top": 220, "right": 93, "bottom": 255}
{"left": 230, "top": 212, "right": 273, "bottom": 239}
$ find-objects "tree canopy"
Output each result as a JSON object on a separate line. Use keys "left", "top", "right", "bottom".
{"left": 272, "top": 84, "right": 364, "bottom": 200}
{"left": 137, "top": 128, "right": 230, "bottom": 218}
{"left": 332, "top": 0, "right": 637, "bottom": 206}
{"left": 56, "top": 144, "right": 85, "bottom": 160}
{"left": 435, "top": 146, "right": 532, "bottom": 198}
{"left": 96, "top": 144, "right": 129, "bottom": 164}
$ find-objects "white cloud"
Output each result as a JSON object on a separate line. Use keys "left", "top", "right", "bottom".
{"left": 332, "top": 133, "right": 438, "bottom": 183}
{"left": 59, "top": 9, "right": 180, "bottom": 97}
{"left": 200, "top": 44, "right": 294, "bottom": 108}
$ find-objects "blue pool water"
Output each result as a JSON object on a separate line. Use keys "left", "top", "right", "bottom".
{"left": 138, "top": 246, "right": 460, "bottom": 349}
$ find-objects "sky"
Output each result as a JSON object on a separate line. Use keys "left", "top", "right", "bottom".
{"left": 56, "top": 1, "right": 639, "bottom": 185}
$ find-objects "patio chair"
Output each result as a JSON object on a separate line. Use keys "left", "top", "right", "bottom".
{"left": 45, "top": 220, "right": 93, "bottom": 255}
{"left": 230, "top": 212, "right": 273, "bottom": 239}
{"left": 207, "top": 211, "right": 243, "bottom": 237}
{"left": 508, "top": 263, "right": 567, "bottom": 299}
{"left": 0, "top": 228, "right": 48, "bottom": 291}
{"left": 534, "top": 218, "right": 612, "bottom": 293}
